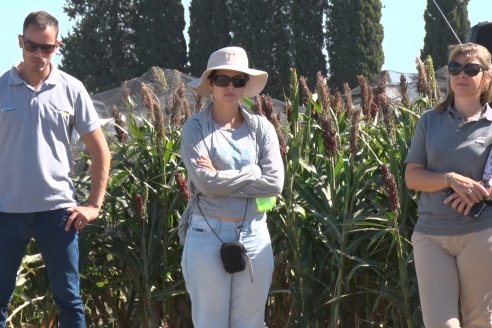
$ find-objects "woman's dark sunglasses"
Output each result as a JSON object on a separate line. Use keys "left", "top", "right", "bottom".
{"left": 22, "top": 36, "right": 57, "bottom": 55}
{"left": 210, "top": 75, "right": 249, "bottom": 88}
{"left": 448, "top": 61, "right": 486, "bottom": 77}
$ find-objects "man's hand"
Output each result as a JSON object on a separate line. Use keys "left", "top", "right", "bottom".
{"left": 65, "top": 204, "right": 101, "bottom": 232}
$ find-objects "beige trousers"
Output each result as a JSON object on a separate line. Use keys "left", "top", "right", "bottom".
{"left": 412, "top": 228, "right": 492, "bottom": 328}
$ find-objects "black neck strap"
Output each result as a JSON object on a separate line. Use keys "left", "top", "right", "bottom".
{"left": 196, "top": 195, "right": 249, "bottom": 244}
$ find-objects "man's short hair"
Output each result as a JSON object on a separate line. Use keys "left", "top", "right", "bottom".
{"left": 23, "top": 11, "right": 59, "bottom": 37}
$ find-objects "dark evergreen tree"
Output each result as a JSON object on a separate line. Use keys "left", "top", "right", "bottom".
{"left": 228, "top": 0, "right": 295, "bottom": 97}
{"left": 326, "top": 0, "right": 384, "bottom": 90}
{"left": 421, "top": 0, "right": 470, "bottom": 69}
{"left": 268, "top": 0, "right": 296, "bottom": 97}
{"left": 228, "top": 0, "right": 275, "bottom": 69}
{"left": 293, "top": 0, "right": 327, "bottom": 87}
{"left": 61, "top": 0, "right": 139, "bottom": 93}
{"left": 188, "top": 0, "right": 231, "bottom": 77}
{"left": 61, "top": 0, "right": 188, "bottom": 93}
{"left": 135, "top": 0, "right": 187, "bottom": 73}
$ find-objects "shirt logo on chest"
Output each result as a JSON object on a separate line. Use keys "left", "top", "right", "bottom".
{"left": 476, "top": 136, "right": 485, "bottom": 144}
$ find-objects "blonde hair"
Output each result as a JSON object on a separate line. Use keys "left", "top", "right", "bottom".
{"left": 436, "top": 42, "right": 492, "bottom": 111}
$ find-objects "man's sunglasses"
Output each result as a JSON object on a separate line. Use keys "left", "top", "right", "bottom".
{"left": 21, "top": 36, "right": 58, "bottom": 55}
{"left": 210, "top": 75, "right": 249, "bottom": 88}
{"left": 448, "top": 61, "right": 486, "bottom": 77}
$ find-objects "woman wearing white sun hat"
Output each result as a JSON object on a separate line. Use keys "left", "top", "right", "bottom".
{"left": 179, "top": 46, "right": 284, "bottom": 328}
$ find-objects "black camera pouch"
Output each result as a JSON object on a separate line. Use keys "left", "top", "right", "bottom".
{"left": 220, "top": 242, "right": 246, "bottom": 273}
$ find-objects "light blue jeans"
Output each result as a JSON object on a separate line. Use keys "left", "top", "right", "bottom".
{"left": 0, "top": 209, "right": 85, "bottom": 328}
{"left": 181, "top": 214, "right": 274, "bottom": 328}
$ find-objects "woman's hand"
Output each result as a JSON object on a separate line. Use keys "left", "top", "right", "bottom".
{"left": 444, "top": 174, "right": 489, "bottom": 215}
{"left": 196, "top": 155, "right": 217, "bottom": 174}
{"left": 444, "top": 192, "right": 475, "bottom": 215}
{"left": 447, "top": 173, "right": 488, "bottom": 202}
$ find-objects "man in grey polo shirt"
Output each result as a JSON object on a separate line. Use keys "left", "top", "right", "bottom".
{"left": 0, "top": 11, "right": 111, "bottom": 328}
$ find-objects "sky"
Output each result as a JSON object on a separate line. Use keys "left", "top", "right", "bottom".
{"left": 0, "top": 0, "right": 490, "bottom": 75}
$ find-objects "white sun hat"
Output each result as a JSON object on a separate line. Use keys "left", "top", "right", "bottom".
{"left": 188, "top": 46, "right": 268, "bottom": 97}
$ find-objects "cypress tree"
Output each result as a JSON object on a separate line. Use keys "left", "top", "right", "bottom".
{"left": 61, "top": 0, "right": 188, "bottom": 93}
{"left": 270, "top": 0, "right": 296, "bottom": 97}
{"left": 293, "top": 0, "right": 327, "bottom": 87}
{"left": 421, "top": 0, "right": 470, "bottom": 69}
{"left": 135, "top": 0, "right": 187, "bottom": 72}
{"left": 61, "top": 0, "right": 139, "bottom": 93}
{"left": 228, "top": 0, "right": 295, "bottom": 97}
{"left": 227, "top": 0, "right": 275, "bottom": 69}
{"left": 326, "top": 0, "right": 384, "bottom": 90}
{"left": 188, "top": 0, "right": 231, "bottom": 77}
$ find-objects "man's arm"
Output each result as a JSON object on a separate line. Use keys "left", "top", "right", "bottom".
{"left": 65, "top": 128, "right": 111, "bottom": 231}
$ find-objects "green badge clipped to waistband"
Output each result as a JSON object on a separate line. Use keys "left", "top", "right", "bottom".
{"left": 256, "top": 196, "right": 276, "bottom": 212}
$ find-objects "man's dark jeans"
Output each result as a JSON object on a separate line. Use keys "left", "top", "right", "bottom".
{"left": 0, "top": 208, "right": 85, "bottom": 328}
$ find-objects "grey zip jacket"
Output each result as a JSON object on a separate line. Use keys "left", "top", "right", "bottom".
{"left": 178, "top": 103, "right": 284, "bottom": 244}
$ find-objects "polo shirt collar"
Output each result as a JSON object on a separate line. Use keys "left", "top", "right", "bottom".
{"left": 8, "top": 63, "right": 60, "bottom": 87}
{"left": 447, "top": 103, "right": 492, "bottom": 122}
{"left": 44, "top": 65, "right": 61, "bottom": 85}
{"left": 483, "top": 103, "right": 492, "bottom": 121}
{"left": 8, "top": 64, "right": 24, "bottom": 86}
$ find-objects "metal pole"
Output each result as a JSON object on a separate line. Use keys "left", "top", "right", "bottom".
{"left": 432, "top": 0, "right": 462, "bottom": 44}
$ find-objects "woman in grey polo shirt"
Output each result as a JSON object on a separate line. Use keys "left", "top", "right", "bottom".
{"left": 405, "top": 42, "right": 492, "bottom": 327}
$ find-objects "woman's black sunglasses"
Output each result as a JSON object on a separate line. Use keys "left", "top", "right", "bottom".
{"left": 448, "top": 61, "right": 486, "bottom": 77}
{"left": 210, "top": 75, "right": 249, "bottom": 88}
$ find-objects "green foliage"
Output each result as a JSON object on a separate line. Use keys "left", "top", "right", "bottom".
{"left": 421, "top": 0, "right": 470, "bottom": 69}
{"left": 228, "top": 0, "right": 294, "bottom": 97}
{"left": 326, "top": 0, "right": 385, "bottom": 91}
{"left": 8, "top": 245, "right": 57, "bottom": 327}
{"left": 188, "top": 0, "right": 231, "bottom": 77}
{"left": 267, "top": 0, "right": 296, "bottom": 97}
{"left": 60, "top": 0, "right": 140, "bottom": 93}
{"left": 226, "top": 0, "right": 325, "bottom": 97}
{"left": 135, "top": 0, "right": 187, "bottom": 73}
{"left": 264, "top": 69, "right": 424, "bottom": 327}
{"left": 61, "top": 0, "right": 388, "bottom": 100}
{"left": 292, "top": 0, "right": 327, "bottom": 89}
{"left": 72, "top": 83, "right": 191, "bottom": 327}
{"left": 61, "top": 0, "right": 187, "bottom": 93}
{"left": 9, "top": 67, "right": 435, "bottom": 326}
{"left": 84, "top": 119, "right": 185, "bottom": 327}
